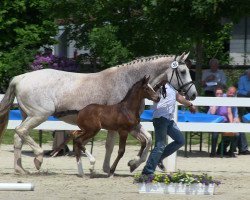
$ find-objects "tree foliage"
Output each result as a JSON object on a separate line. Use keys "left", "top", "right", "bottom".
{"left": 53, "top": 0, "right": 250, "bottom": 66}
{"left": 0, "top": 0, "right": 57, "bottom": 92}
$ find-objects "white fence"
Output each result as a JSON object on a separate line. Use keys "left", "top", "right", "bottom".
{"left": 143, "top": 97, "right": 250, "bottom": 133}
{"left": 1, "top": 94, "right": 250, "bottom": 172}
{"left": 143, "top": 97, "right": 250, "bottom": 172}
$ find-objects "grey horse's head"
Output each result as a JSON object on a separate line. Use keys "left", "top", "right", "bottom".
{"left": 167, "top": 52, "right": 197, "bottom": 100}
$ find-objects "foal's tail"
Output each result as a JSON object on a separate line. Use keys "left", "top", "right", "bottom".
{"left": 0, "top": 77, "right": 18, "bottom": 142}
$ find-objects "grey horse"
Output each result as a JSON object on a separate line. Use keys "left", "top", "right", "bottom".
{"left": 0, "top": 52, "right": 197, "bottom": 174}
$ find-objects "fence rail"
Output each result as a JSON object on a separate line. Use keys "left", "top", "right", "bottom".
{"left": 1, "top": 94, "right": 250, "bottom": 172}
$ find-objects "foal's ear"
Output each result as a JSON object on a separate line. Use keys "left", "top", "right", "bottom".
{"left": 142, "top": 75, "right": 150, "bottom": 84}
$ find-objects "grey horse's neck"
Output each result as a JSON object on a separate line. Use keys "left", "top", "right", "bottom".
{"left": 114, "top": 55, "right": 174, "bottom": 87}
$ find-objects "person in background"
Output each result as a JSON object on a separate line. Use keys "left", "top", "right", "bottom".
{"left": 224, "top": 85, "right": 250, "bottom": 155}
{"left": 237, "top": 68, "right": 250, "bottom": 117}
{"left": 208, "top": 86, "right": 237, "bottom": 157}
{"left": 202, "top": 58, "right": 227, "bottom": 96}
{"left": 185, "top": 59, "right": 196, "bottom": 81}
{"left": 142, "top": 83, "right": 196, "bottom": 175}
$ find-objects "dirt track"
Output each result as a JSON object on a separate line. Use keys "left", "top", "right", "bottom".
{"left": 0, "top": 143, "right": 250, "bottom": 200}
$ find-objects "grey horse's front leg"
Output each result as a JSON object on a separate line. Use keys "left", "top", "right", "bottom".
{"left": 128, "top": 125, "right": 152, "bottom": 172}
{"left": 103, "top": 131, "right": 117, "bottom": 173}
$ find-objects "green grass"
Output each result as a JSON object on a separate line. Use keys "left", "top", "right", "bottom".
{"left": 2, "top": 130, "right": 250, "bottom": 148}
{"left": 1, "top": 130, "right": 54, "bottom": 144}
{"left": 1, "top": 130, "right": 142, "bottom": 146}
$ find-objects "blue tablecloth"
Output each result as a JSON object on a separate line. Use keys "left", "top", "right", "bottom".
{"left": 140, "top": 110, "right": 224, "bottom": 123}
{"left": 9, "top": 110, "right": 59, "bottom": 121}
{"left": 243, "top": 113, "right": 250, "bottom": 123}
{"left": 10, "top": 109, "right": 225, "bottom": 123}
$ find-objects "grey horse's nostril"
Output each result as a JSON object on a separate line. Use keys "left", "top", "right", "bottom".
{"left": 191, "top": 94, "right": 196, "bottom": 100}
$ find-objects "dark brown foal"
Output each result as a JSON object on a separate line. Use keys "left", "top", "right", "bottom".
{"left": 53, "top": 75, "right": 160, "bottom": 176}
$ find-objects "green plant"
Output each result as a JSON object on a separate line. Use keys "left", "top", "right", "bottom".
{"left": 134, "top": 170, "right": 221, "bottom": 186}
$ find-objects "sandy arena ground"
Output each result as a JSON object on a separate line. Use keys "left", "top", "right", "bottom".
{"left": 0, "top": 142, "right": 250, "bottom": 200}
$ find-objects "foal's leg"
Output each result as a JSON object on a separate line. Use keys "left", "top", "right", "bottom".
{"left": 103, "top": 130, "right": 117, "bottom": 173}
{"left": 15, "top": 116, "right": 47, "bottom": 173}
{"left": 109, "top": 132, "right": 128, "bottom": 176}
{"left": 128, "top": 125, "right": 152, "bottom": 172}
{"left": 74, "top": 129, "right": 99, "bottom": 176}
{"left": 79, "top": 139, "right": 96, "bottom": 173}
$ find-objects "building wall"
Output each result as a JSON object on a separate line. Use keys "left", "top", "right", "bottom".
{"left": 230, "top": 17, "right": 250, "bottom": 65}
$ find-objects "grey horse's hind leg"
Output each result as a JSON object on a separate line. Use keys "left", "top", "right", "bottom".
{"left": 128, "top": 125, "right": 152, "bottom": 172}
{"left": 14, "top": 108, "right": 27, "bottom": 174}
{"left": 14, "top": 116, "right": 47, "bottom": 173}
{"left": 14, "top": 133, "right": 27, "bottom": 174}
{"left": 103, "top": 131, "right": 117, "bottom": 173}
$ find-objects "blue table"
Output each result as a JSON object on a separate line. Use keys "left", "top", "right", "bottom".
{"left": 243, "top": 113, "right": 250, "bottom": 123}
{"left": 140, "top": 109, "right": 224, "bottom": 123}
{"left": 9, "top": 110, "right": 59, "bottom": 121}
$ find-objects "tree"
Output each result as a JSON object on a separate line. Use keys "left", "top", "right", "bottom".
{"left": 0, "top": 0, "right": 57, "bottom": 92}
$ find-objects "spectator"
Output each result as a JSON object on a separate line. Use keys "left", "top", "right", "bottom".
{"left": 202, "top": 58, "right": 227, "bottom": 96}
{"left": 237, "top": 68, "right": 250, "bottom": 117}
{"left": 185, "top": 59, "right": 196, "bottom": 81}
{"left": 208, "top": 86, "right": 237, "bottom": 157}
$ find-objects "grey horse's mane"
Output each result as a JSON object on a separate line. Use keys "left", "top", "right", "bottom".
{"left": 116, "top": 54, "right": 173, "bottom": 68}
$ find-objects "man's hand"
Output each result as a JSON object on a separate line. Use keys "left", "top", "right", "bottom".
{"left": 188, "top": 104, "right": 196, "bottom": 113}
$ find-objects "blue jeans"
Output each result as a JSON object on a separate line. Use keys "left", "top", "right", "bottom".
{"left": 142, "top": 117, "right": 185, "bottom": 175}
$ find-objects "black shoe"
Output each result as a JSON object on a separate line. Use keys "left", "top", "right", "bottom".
{"left": 210, "top": 153, "right": 216, "bottom": 157}
{"left": 216, "top": 150, "right": 229, "bottom": 155}
{"left": 228, "top": 152, "right": 236, "bottom": 157}
{"left": 157, "top": 161, "right": 166, "bottom": 171}
{"left": 239, "top": 150, "right": 250, "bottom": 155}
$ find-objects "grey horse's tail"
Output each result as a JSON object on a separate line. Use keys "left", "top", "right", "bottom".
{"left": 0, "top": 77, "right": 18, "bottom": 142}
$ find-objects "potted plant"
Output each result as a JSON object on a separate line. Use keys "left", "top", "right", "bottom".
{"left": 134, "top": 171, "right": 221, "bottom": 195}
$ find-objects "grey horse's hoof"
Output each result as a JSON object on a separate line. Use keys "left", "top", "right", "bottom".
{"left": 34, "top": 158, "right": 42, "bottom": 170}
{"left": 34, "top": 153, "right": 43, "bottom": 170}
{"left": 128, "top": 160, "right": 137, "bottom": 172}
{"left": 14, "top": 168, "right": 30, "bottom": 175}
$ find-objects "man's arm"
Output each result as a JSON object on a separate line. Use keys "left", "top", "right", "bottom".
{"left": 176, "top": 93, "right": 196, "bottom": 113}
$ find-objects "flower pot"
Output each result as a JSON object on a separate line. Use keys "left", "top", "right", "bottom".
{"left": 138, "top": 183, "right": 215, "bottom": 195}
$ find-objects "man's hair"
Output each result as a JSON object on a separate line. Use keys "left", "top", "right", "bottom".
{"left": 209, "top": 58, "right": 219, "bottom": 66}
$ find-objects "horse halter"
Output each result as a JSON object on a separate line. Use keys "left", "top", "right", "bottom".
{"left": 168, "top": 59, "right": 194, "bottom": 96}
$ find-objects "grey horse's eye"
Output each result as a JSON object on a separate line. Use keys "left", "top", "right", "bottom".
{"left": 180, "top": 70, "right": 186, "bottom": 75}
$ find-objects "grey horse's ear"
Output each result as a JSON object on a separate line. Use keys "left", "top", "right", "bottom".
{"left": 183, "top": 52, "right": 190, "bottom": 61}
{"left": 176, "top": 52, "right": 185, "bottom": 62}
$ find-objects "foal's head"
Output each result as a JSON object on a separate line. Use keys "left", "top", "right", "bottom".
{"left": 139, "top": 75, "right": 160, "bottom": 102}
